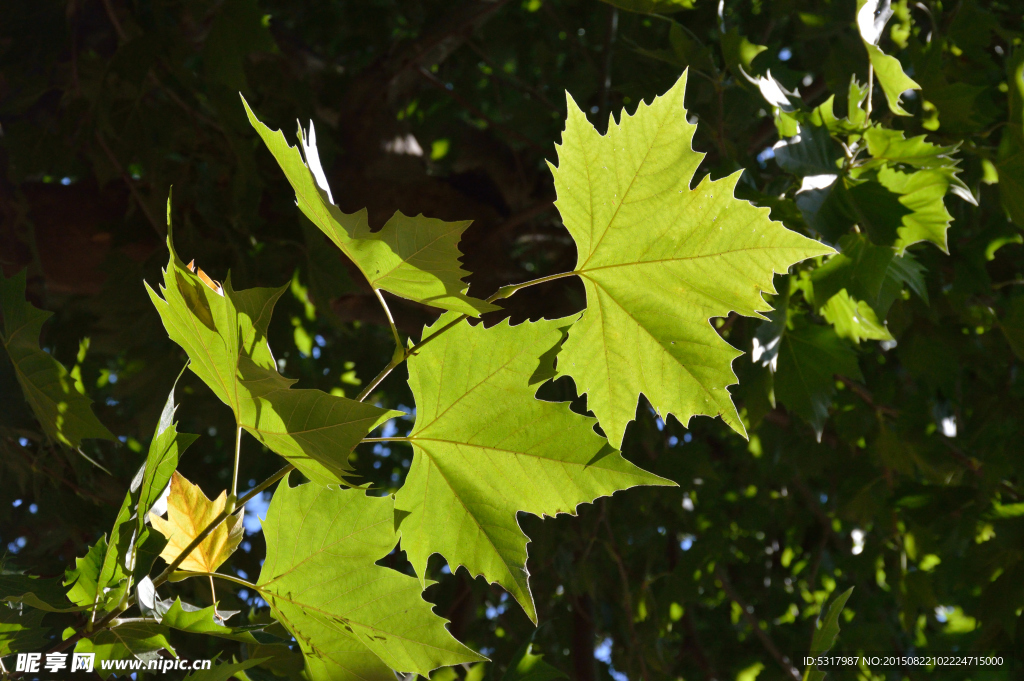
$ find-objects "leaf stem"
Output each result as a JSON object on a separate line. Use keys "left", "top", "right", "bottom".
{"left": 866, "top": 63, "right": 874, "bottom": 119}
{"left": 355, "top": 270, "right": 579, "bottom": 403}
{"left": 175, "top": 571, "right": 260, "bottom": 591}
{"left": 360, "top": 437, "right": 410, "bottom": 443}
{"left": 373, "top": 287, "right": 403, "bottom": 351}
{"left": 231, "top": 425, "right": 243, "bottom": 500}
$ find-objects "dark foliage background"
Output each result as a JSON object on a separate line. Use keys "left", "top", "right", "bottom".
{"left": 2, "top": 0, "right": 1024, "bottom": 679}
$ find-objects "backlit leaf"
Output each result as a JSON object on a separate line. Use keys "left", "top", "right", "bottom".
{"left": 243, "top": 98, "right": 497, "bottom": 317}
{"left": 75, "top": 622, "right": 174, "bottom": 679}
{"left": 804, "top": 587, "right": 854, "bottom": 681}
{"left": 550, "top": 71, "right": 832, "bottom": 447}
{"left": 0, "top": 605, "right": 49, "bottom": 656}
{"left": 857, "top": 0, "right": 920, "bottom": 116}
{"left": 64, "top": 493, "right": 133, "bottom": 614}
{"left": 150, "top": 472, "right": 243, "bottom": 574}
{"left": 146, "top": 226, "right": 399, "bottom": 485}
{"left": 257, "top": 481, "right": 483, "bottom": 680}
{"left": 396, "top": 315, "right": 671, "bottom": 622}
{"left": 1, "top": 560, "right": 82, "bottom": 613}
{"left": 184, "top": 658, "right": 268, "bottom": 681}
{"left": 0, "top": 270, "right": 114, "bottom": 448}
{"left": 501, "top": 641, "right": 568, "bottom": 681}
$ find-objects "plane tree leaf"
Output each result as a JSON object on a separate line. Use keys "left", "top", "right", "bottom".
{"left": 0, "top": 605, "right": 49, "bottom": 656}
{"left": 243, "top": 97, "right": 497, "bottom": 317}
{"left": 820, "top": 290, "right": 894, "bottom": 344}
{"left": 159, "top": 599, "right": 273, "bottom": 644}
{"left": 769, "top": 314, "right": 862, "bottom": 437}
{"left": 75, "top": 622, "right": 175, "bottom": 679}
{"left": 500, "top": 641, "right": 568, "bottom": 681}
{"left": 256, "top": 481, "right": 483, "bottom": 680}
{"left": 597, "top": 0, "right": 695, "bottom": 14}
{"left": 857, "top": 0, "right": 920, "bottom": 116}
{"left": 150, "top": 472, "right": 243, "bottom": 574}
{"left": 997, "top": 48, "right": 1024, "bottom": 226}
{"left": 184, "top": 658, "right": 268, "bottom": 681}
{"left": 999, "top": 296, "right": 1024, "bottom": 360}
{"left": 131, "top": 367, "right": 199, "bottom": 543}
{"left": 395, "top": 315, "right": 671, "bottom": 623}
{"left": 146, "top": 227, "right": 399, "bottom": 486}
{"left": 65, "top": 491, "right": 136, "bottom": 615}
{"left": 0, "top": 270, "right": 114, "bottom": 448}
{"left": 549, "top": 71, "right": 832, "bottom": 447}
{"left": 1, "top": 560, "right": 83, "bottom": 613}
{"left": 804, "top": 587, "right": 855, "bottom": 681}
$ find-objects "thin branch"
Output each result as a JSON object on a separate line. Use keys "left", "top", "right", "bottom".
{"left": 714, "top": 565, "right": 801, "bottom": 681}
{"left": 94, "top": 133, "right": 164, "bottom": 238}
{"left": 464, "top": 41, "right": 560, "bottom": 114}
{"left": 417, "top": 67, "right": 548, "bottom": 155}
{"left": 603, "top": 511, "right": 650, "bottom": 681}
{"left": 100, "top": 0, "right": 127, "bottom": 41}
{"left": 836, "top": 374, "right": 899, "bottom": 417}
{"left": 598, "top": 5, "right": 618, "bottom": 130}
{"left": 175, "top": 571, "right": 260, "bottom": 591}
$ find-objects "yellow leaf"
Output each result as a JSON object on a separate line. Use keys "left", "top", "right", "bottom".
{"left": 150, "top": 472, "right": 242, "bottom": 573}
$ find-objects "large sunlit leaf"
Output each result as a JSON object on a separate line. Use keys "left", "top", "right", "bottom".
{"left": 243, "top": 98, "right": 497, "bottom": 317}
{"left": 257, "top": 481, "right": 483, "bottom": 680}
{"left": 395, "top": 315, "right": 670, "bottom": 623}
{"left": 150, "top": 472, "right": 243, "bottom": 574}
{"left": 550, "top": 71, "right": 832, "bottom": 447}
{"left": 146, "top": 225, "right": 399, "bottom": 485}
{"left": 0, "top": 270, "right": 114, "bottom": 448}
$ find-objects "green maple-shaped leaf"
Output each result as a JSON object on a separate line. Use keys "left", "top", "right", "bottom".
{"left": 242, "top": 97, "right": 497, "bottom": 318}
{"left": 859, "top": 127, "right": 974, "bottom": 253}
{"left": 804, "top": 587, "right": 854, "bottom": 681}
{"left": 0, "top": 605, "right": 49, "bottom": 656}
{"left": 159, "top": 598, "right": 273, "bottom": 644}
{"left": 775, "top": 316, "right": 862, "bottom": 437}
{"left": 857, "top": 0, "right": 920, "bottom": 116}
{"left": 1, "top": 559, "right": 81, "bottom": 613}
{"left": 131, "top": 368, "right": 199, "bottom": 542}
{"left": 146, "top": 222, "right": 399, "bottom": 486}
{"left": 549, "top": 71, "right": 832, "bottom": 447}
{"left": 395, "top": 315, "right": 670, "bottom": 623}
{"left": 501, "top": 641, "right": 568, "bottom": 681}
{"left": 65, "top": 492, "right": 134, "bottom": 614}
{"left": 75, "top": 622, "right": 174, "bottom": 679}
{"left": 184, "top": 658, "right": 268, "bottom": 681}
{"left": 0, "top": 270, "right": 114, "bottom": 448}
{"left": 257, "top": 481, "right": 483, "bottom": 680}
